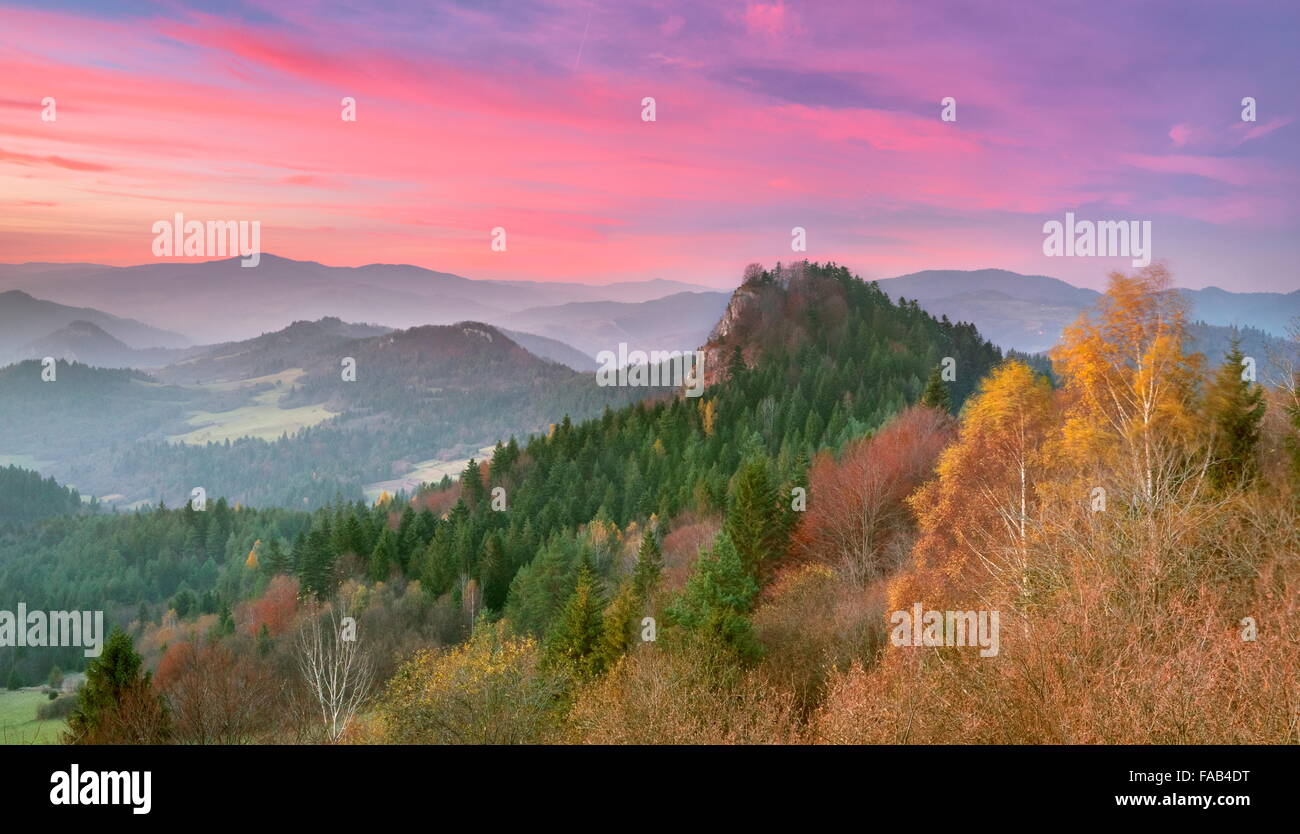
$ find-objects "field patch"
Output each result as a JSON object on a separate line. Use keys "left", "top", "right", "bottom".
{"left": 170, "top": 368, "right": 338, "bottom": 444}
{"left": 363, "top": 447, "right": 495, "bottom": 503}
{"left": 0, "top": 690, "right": 66, "bottom": 745}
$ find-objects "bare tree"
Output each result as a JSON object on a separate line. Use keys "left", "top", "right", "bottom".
{"left": 162, "top": 642, "right": 282, "bottom": 744}
{"left": 295, "top": 603, "right": 375, "bottom": 743}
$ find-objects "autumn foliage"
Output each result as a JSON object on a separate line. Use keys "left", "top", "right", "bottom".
{"left": 792, "top": 405, "right": 954, "bottom": 586}
{"left": 813, "top": 266, "right": 1297, "bottom": 744}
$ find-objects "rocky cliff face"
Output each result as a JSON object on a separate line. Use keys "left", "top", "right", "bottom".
{"left": 698, "top": 261, "right": 823, "bottom": 388}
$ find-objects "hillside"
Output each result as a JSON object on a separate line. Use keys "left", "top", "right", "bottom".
{"left": 0, "top": 290, "right": 190, "bottom": 359}
{"left": 0, "top": 260, "right": 1001, "bottom": 682}
{"left": 0, "top": 319, "right": 652, "bottom": 508}
{"left": 404, "top": 261, "right": 1003, "bottom": 616}
{"left": 152, "top": 317, "right": 390, "bottom": 385}
{"left": 0, "top": 464, "right": 86, "bottom": 523}
{"left": 502, "top": 291, "right": 732, "bottom": 358}
{"left": 15, "top": 320, "right": 187, "bottom": 369}
{"left": 4, "top": 261, "right": 1292, "bottom": 749}
{"left": 499, "top": 328, "right": 598, "bottom": 371}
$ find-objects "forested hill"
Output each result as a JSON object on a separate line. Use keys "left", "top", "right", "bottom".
{"left": 0, "top": 464, "right": 87, "bottom": 523}
{"left": 0, "top": 260, "right": 1003, "bottom": 686}
{"left": 0, "top": 321, "right": 649, "bottom": 510}
{"left": 417, "top": 260, "right": 1004, "bottom": 622}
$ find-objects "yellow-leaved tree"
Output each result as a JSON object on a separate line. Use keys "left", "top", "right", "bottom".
{"left": 893, "top": 359, "right": 1055, "bottom": 611}
{"left": 1050, "top": 264, "right": 1202, "bottom": 507}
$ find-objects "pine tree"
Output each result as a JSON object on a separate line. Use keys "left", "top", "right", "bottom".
{"left": 480, "top": 532, "right": 511, "bottom": 611}
{"left": 461, "top": 459, "right": 486, "bottom": 510}
{"left": 65, "top": 628, "right": 167, "bottom": 743}
{"left": 920, "top": 364, "right": 952, "bottom": 412}
{"left": 172, "top": 588, "right": 196, "bottom": 619}
{"left": 263, "top": 537, "right": 290, "bottom": 574}
{"left": 545, "top": 560, "right": 606, "bottom": 675}
{"left": 395, "top": 505, "right": 417, "bottom": 572}
{"left": 725, "top": 458, "right": 781, "bottom": 577}
{"left": 728, "top": 345, "right": 746, "bottom": 381}
{"left": 775, "top": 450, "right": 810, "bottom": 547}
{"left": 666, "top": 531, "right": 761, "bottom": 661}
{"left": 631, "top": 527, "right": 663, "bottom": 603}
{"left": 1205, "top": 339, "right": 1265, "bottom": 489}
{"left": 369, "top": 527, "right": 397, "bottom": 582}
{"left": 299, "top": 527, "right": 336, "bottom": 599}
{"left": 423, "top": 523, "right": 459, "bottom": 595}
{"left": 339, "top": 514, "right": 365, "bottom": 557}
{"left": 594, "top": 582, "right": 640, "bottom": 673}
{"left": 204, "top": 521, "right": 227, "bottom": 561}
{"left": 489, "top": 441, "right": 510, "bottom": 481}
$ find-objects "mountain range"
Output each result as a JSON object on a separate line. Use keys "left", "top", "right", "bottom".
{"left": 5, "top": 258, "right": 1292, "bottom": 370}
{"left": 0, "top": 314, "right": 654, "bottom": 509}
{"left": 876, "top": 269, "right": 1300, "bottom": 353}
{"left": 1, "top": 258, "right": 1294, "bottom": 509}
{"left": 0, "top": 255, "right": 717, "bottom": 346}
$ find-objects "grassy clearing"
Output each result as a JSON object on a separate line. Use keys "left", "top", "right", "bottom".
{"left": 362, "top": 447, "right": 496, "bottom": 503}
{"left": 0, "top": 690, "right": 65, "bottom": 745}
{"left": 170, "top": 369, "right": 338, "bottom": 444}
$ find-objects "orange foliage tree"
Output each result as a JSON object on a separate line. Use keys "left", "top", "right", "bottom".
{"left": 792, "top": 405, "right": 954, "bottom": 586}
{"left": 892, "top": 360, "right": 1056, "bottom": 610}
{"left": 244, "top": 574, "right": 301, "bottom": 637}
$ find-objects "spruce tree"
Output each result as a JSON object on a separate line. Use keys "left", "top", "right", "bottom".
{"left": 300, "top": 527, "right": 336, "bottom": 599}
{"left": 65, "top": 629, "right": 166, "bottom": 744}
{"left": 263, "top": 537, "right": 290, "bottom": 574}
{"left": 725, "top": 458, "right": 781, "bottom": 577}
{"left": 631, "top": 527, "right": 663, "bottom": 603}
{"left": 396, "top": 505, "right": 417, "bottom": 572}
{"left": 1205, "top": 339, "right": 1265, "bottom": 489}
{"left": 369, "top": 527, "right": 397, "bottom": 582}
{"left": 920, "top": 364, "right": 952, "bottom": 412}
{"left": 666, "top": 531, "right": 761, "bottom": 661}
{"left": 594, "top": 582, "right": 640, "bottom": 673}
{"left": 480, "top": 532, "right": 511, "bottom": 612}
{"left": 545, "top": 560, "right": 605, "bottom": 675}
{"left": 728, "top": 345, "right": 746, "bottom": 381}
{"left": 461, "top": 459, "right": 486, "bottom": 510}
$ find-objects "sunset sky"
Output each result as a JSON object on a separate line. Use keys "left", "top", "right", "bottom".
{"left": 1, "top": 0, "right": 1297, "bottom": 291}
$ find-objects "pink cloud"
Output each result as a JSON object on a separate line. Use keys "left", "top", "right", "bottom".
{"left": 0, "top": 1, "right": 1293, "bottom": 293}
{"left": 742, "top": 3, "right": 794, "bottom": 38}
{"left": 0, "top": 146, "right": 115, "bottom": 172}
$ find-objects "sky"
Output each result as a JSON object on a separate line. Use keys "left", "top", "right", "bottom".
{"left": 0, "top": 0, "right": 1297, "bottom": 291}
